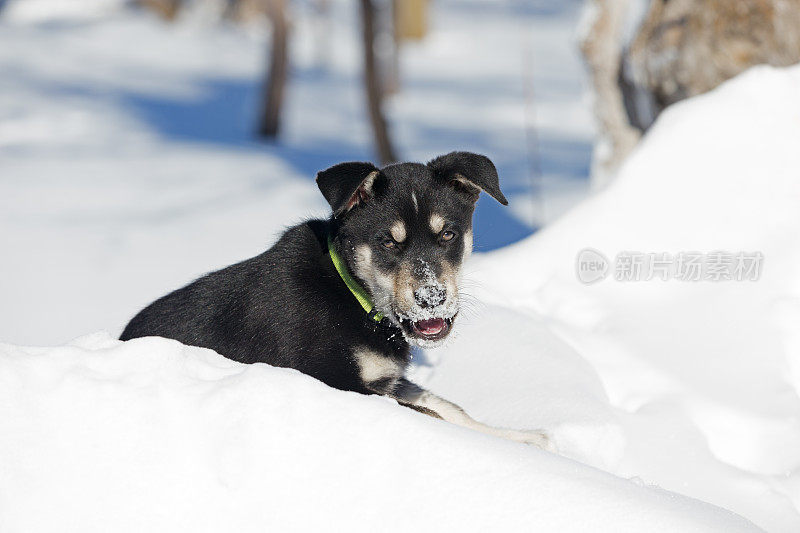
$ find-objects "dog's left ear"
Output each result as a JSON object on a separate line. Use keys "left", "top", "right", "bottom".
{"left": 428, "top": 151, "right": 508, "bottom": 205}
{"left": 316, "top": 161, "right": 381, "bottom": 216}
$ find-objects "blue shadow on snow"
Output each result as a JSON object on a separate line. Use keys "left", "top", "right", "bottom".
{"left": 119, "top": 76, "right": 559, "bottom": 251}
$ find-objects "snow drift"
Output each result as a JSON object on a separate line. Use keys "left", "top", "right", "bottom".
{"left": 0, "top": 333, "right": 757, "bottom": 532}
{"left": 468, "top": 63, "right": 800, "bottom": 531}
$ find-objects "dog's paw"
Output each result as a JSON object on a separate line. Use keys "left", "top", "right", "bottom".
{"left": 501, "top": 428, "right": 557, "bottom": 452}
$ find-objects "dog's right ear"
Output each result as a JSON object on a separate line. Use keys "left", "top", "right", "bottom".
{"left": 316, "top": 162, "right": 381, "bottom": 216}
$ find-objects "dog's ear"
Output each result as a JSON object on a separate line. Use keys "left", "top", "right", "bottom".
{"left": 428, "top": 151, "right": 508, "bottom": 205}
{"left": 316, "top": 161, "right": 382, "bottom": 216}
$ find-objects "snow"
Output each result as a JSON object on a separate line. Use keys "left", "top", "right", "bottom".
{"left": 2, "top": 0, "right": 126, "bottom": 22}
{"left": 464, "top": 64, "right": 800, "bottom": 531}
{"left": 2, "top": 0, "right": 799, "bottom": 531}
{"left": 0, "top": 333, "right": 757, "bottom": 532}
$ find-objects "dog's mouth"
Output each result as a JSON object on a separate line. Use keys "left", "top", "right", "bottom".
{"left": 399, "top": 316, "right": 454, "bottom": 342}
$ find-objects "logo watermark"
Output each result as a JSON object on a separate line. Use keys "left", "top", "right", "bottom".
{"left": 575, "top": 249, "right": 763, "bottom": 284}
{"left": 575, "top": 248, "right": 609, "bottom": 284}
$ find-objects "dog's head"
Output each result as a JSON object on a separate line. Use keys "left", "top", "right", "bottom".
{"left": 317, "top": 151, "right": 507, "bottom": 347}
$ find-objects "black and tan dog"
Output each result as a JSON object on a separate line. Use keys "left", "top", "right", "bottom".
{"left": 121, "top": 151, "right": 551, "bottom": 448}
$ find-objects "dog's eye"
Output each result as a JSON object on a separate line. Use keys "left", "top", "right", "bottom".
{"left": 440, "top": 230, "right": 456, "bottom": 242}
{"left": 382, "top": 239, "right": 397, "bottom": 249}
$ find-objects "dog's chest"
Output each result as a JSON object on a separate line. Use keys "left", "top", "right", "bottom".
{"left": 352, "top": 347, "right": 406, "bottom": 385}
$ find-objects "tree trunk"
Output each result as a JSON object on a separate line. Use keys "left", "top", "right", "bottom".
{"left": 625, "top": 0, "right": 800, "bottom": 126}
{"left": 580, "top": 0, "right": 642, "bottom": 187}
{"left": 360, "top": 0, "right": 397, "bottom": 164}
{"left": 258, "top": 0, "right": 289, "bottom": 139}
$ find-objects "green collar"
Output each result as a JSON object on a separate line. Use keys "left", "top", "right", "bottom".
{"left": 328, "top": 236, "right": 384, "bottom": 322}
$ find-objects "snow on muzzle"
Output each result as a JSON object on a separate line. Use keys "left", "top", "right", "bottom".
{"left": 396, "top": 284, "right": 458, "bottom": 343}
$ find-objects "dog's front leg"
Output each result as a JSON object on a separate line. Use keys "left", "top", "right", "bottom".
{"left": 370, "top": 377, "right": 554, "bottom": 451}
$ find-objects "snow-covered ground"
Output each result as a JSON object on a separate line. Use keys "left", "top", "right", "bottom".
{"left": 0, "top": 333, "right": 758, "bottom": 532}
{"left": 2, "top": 1, "right": 799, "bottom": 531}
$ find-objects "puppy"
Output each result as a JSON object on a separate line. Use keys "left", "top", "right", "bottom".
{"left": 121, "top": 151, "right": 551, "bottom": 448}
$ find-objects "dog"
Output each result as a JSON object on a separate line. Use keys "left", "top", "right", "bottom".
{"left": 121, "top": 151, "right": 551, "bottom": 448}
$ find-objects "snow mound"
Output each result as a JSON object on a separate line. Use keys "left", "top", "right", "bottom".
{"left": 0, "top": 333, "right": 756, "bottom": 532}
{"left": 468, "top": 63, "right": 800, "bottom": 531}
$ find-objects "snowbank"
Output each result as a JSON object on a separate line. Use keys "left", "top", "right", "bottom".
{"left": 469, "top": 63, "right": 800, "bottom": 531}
{"left": 0, "top": 333, "right": 757, "bottom": 532}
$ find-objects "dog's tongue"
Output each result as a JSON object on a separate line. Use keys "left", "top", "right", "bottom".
{"left": 414, "top": 318, "right": 445, "bottom": 336}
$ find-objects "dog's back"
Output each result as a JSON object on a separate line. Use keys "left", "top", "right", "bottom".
{"left": 120, "top": 253, "right": 270, "bottom": 363}
{"left": 120, "top": 219, "right": 390, "bottom": 392}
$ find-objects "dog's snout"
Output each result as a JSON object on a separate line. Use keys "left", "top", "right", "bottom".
{"left": 414, "top": 286, "right": 446, "bottom": 308}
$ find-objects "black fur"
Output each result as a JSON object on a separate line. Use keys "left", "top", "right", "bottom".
{"left": 316, "top": 161, "right": 380, "bottom": 216}
{"left": 120, "top": 151, "right": 506, "bottom": 397}
{"left": 428, "top": 151, "right": 507, "bottom": 205}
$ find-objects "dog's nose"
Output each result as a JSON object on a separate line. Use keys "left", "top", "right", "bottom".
{"left": 414, "top": 286, "right": 446, "bottom": 308}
